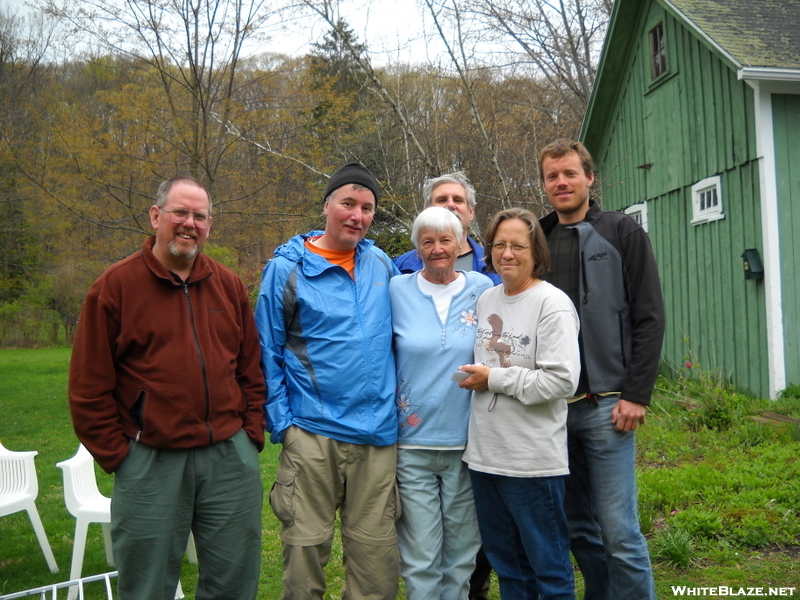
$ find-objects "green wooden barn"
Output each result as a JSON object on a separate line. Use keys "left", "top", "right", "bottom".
{"left": 580, "top": 0, "right": 800, "bottom": 398}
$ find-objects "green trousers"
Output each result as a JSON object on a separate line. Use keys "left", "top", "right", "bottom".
{"left": 111, "top": 430, "right": 263, "bottom": 600}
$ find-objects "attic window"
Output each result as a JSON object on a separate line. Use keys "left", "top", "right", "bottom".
{"left": 649, "top": 23, "right": 667, "bottom": 79}
{"left": 625, "top": 203, "right": 649, "bottom": 233}
{"left": 691, "top": 176, "right": 724, "bottom": 224}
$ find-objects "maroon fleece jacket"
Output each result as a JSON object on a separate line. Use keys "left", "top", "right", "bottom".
{"left": 69, "top": 237, "right": 266, "bottom": 473}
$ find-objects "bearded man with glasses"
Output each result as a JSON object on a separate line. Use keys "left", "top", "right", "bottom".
{"left": 69, "top": 176, "right": 266, "bottom": 600}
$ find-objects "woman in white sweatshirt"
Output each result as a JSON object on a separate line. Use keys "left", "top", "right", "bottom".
{"left": 459, "top": 207, "right": 581, "bottom": 600}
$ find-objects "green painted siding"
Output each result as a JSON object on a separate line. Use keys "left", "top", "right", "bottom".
{"left": 590, "top": 3, "right": 769, "bottom": 396}
{"left": 773, "top": 94, "right": 800, "bottom": 389}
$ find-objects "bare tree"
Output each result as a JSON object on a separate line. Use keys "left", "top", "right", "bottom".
{"left": 420, "top": 0, "right": 512, "bottom": 207}
{"left": 302, "top": 0, "right": 439, "bottom": 177}
{"left": 0, "top": 5, "right": 56, "bottom": 92}
{"left": 471, "top": 0, "right": 611, "bottom": 116}
{"left": 36, "top": 0, "right": 283, "bottom": 187}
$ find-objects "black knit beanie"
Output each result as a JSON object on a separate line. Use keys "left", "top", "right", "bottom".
{"left": 322, "top": 163, "right": 380, "bottom": 206}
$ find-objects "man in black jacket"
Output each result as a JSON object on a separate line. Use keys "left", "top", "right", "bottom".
{"left": 539, "top": 139, "right": 664, "bottom": 600}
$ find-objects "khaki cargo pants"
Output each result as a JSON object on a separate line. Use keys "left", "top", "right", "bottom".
{"left": 270, "top": 426, "right": 400, "bottom": 600}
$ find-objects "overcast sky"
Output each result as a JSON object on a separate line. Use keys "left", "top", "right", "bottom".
{"left": 279, "top": 0, "right": 439, "bottom": 65}
{"left": 0, "top": 0, "right": 442, "bottom": 66}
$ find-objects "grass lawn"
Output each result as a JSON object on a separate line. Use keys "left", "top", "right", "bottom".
{"left": 1, "top": 348, "right": 799, "bottom": 598}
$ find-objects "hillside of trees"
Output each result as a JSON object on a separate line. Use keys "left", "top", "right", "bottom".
{"left": 0, "top": 0, "right": 610, "bottom": 346}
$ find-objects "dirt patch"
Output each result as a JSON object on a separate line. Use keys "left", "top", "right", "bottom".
{"left": 755, "top": 544, "right": 800, "bottom": 559}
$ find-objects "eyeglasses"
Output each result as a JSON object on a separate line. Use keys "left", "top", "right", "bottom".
{"left": 159, "top": 208, "right": 212, "bottom": 228}
{"left": 489, "top": 242, "right": 531, "bottom": 253}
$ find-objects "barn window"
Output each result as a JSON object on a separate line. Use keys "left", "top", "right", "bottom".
{"left": 625, "top": 203, "right": 649, "bottom": 233}
{"left": 649, "top": 23, "right": 667, "bottom": 79}
{"left": 691, "top": 176, "right": 724, "bottom": 224}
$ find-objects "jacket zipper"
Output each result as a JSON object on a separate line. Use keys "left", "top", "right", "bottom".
{"left": 183, "top": 282, "right": 213, "bottom": 444}
{"left": 580, "top": 250, "right": 589, "bottom": 305}
{"left": 351, "top": 259, "right": 376, "bottom": 444}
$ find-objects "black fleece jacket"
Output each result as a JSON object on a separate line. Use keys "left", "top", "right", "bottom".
{"left": 540, "top": 201, "right": 665, "bottom": 406}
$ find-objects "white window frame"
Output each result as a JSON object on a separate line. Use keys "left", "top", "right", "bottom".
{"left": 624, "top": 202, "right": 649, "bottom": 232}
{"left": 691, "top": 175, "right": 724, "bottom": 224}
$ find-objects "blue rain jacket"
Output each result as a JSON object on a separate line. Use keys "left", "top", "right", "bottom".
{"left": 256, "top": 232, "right": 399, "bottom": 445}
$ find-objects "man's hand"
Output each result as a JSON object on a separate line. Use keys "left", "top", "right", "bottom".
{"left": 611, "top": 398, "right": 647, "bottom": 432}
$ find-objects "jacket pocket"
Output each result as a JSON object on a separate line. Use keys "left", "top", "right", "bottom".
{"left": 269, "top": 466, "right": 297, "bottom": 527}
{"left": 129, "top": 389, "right": 147, "bottom": 431}
{"left": 234, "top": 376, "right": 249, "bottom": 418}
{"left": 391, "top": 477, "right": 402, "bottom": 522}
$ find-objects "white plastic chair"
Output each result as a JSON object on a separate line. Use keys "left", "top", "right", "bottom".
{"left": 57, "top": 444, "right": 196, "bottom": 600}
{"left": 57, "top": 443, "right": 115, "bottom": 587}
{"left": 0, "top": 571, "right": 117, "bottom": 600}
{"left": 0, "top": 441, "right": 59, "bottom": 573}
{"left": 0, "top": 573, "right": 189, "bottom": 600}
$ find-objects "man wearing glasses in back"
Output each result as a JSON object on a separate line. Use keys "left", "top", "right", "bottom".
{"left": 69, "top": 176, "right": 266, "bottom": 600}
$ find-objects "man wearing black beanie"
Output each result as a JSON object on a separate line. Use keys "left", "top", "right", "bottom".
{"left": 256, "top": 163, "right": 401, "bottom": 599}
{"left": 322, "top": 162, "right": 380, "bottom": 208}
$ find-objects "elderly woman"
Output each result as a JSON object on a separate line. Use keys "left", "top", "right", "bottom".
{"left": 389, "top": 206, "right": 494, "bottom": 600}
{"left": 459, "top": 207, "right": 581, "bottom": 600}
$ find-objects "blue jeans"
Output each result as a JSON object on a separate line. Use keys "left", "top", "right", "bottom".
{"left": 397, "top": 449, "right": 481, "bottom": 600}
{"left": 565, "top": 395, "right": 656, "bottom": 600}
{"left": 469, "top": 470, "right": 574, "bottom": 600}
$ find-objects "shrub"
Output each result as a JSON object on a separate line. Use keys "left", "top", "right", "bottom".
{"left": 725, "top": 510, "right": 773, "bottom": 548}
{"left": 670, "top": 508, "right": 724, "bottom": 540}
{"left": 779, "top": 384, "right": 800, "bottom": 399}
{"left": 651, "top": 528, "right": 694, "bottom": 568}
{"left": 638, "top": 470, "right": 698, "bottom": 514}
{"left": 639, "top": 503, "right": 658, "bottom": 536}
{"left": 728, "top": 421, "right": 778, "bottom": 447}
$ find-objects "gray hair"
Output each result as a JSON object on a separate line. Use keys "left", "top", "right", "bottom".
{"left": 411, "top": 207, "right": 464, "bottom": 249}
{"left": 155, "top": 176, "right": 212, "bottom": 213}
{"left": 423, "top": 171, "right": 476, "bottom": 209}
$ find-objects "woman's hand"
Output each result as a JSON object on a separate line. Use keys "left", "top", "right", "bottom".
{"left": 457, "top": 364, "right": 490, "bottom": 391}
